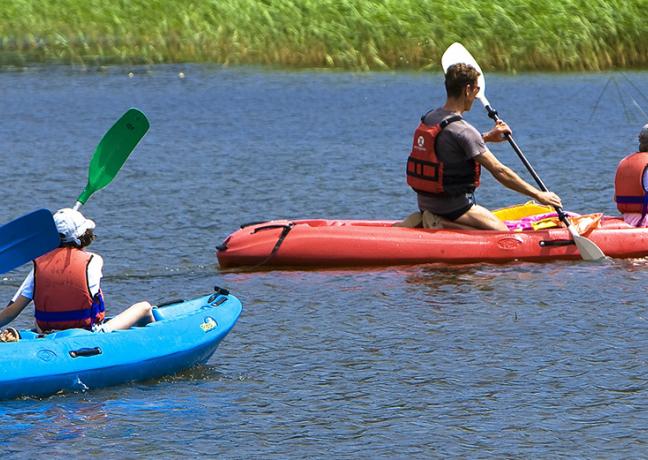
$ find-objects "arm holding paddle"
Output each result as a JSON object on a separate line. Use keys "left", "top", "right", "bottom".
{"left": 0, "top": 296, "right": 31, "bottom": 329}
{"left": 481, "top": 102, "right": 605, "bottom": 260}
{"left": 476, "top": 150, "right": 563, "bottom": 208}
{"left": 479, "top": 119, "right": 562, "bottom": 206}
{"left": 0, "top": 296, "right": 31, "bottom": 327}
{"left": 482, "top": 119, "right": 512, "bottom": 143}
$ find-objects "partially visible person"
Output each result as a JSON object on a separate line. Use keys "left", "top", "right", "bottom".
{"left": 614, "top": 123, "right": 648, "bottom": 227}
{"left": 0, "top": 208, "right": 154, "bottom": 334}
{"left": 404, "top": 63, "right": 562, "bottom": 230}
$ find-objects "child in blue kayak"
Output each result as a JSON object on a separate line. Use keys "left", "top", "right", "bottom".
{"left": 0, "top": 208, "right": 155, "bottom": 335}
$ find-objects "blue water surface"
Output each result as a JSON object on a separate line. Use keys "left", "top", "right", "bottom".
{"left": 0, "top": 64, "right": 647, "bottom": 458}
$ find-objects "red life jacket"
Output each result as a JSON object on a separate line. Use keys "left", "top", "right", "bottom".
{"left": 614, "top": 151, "right": 648, "bottom": 217}
{"left": 33, "top": 247, "right": 105, "bottom": 331}
{"left": 406, "top": 114, "right": 481, "bottom": 195}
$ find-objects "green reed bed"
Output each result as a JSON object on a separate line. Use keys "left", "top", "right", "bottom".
{"left": 0, "top": 0, "right": 646, "bottom": 71}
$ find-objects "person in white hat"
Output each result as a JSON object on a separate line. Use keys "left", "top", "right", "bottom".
{"left": 0, "top": 208, "right": 155, "bottom": 334}
{"left": 613, "top": 123, "right": 648, "bottom": 227}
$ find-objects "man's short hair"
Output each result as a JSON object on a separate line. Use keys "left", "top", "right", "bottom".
{"left": 445, "top": 63, "right": 480, "bottom": 98}
{"left": 640, "top": 123, "right": 648, "bottom": 151}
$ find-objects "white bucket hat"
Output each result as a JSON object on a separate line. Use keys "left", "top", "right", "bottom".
{"left": 53, "top": 208, "right": 96, "bottom": 245}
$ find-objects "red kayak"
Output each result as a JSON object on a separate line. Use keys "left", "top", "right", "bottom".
{"left": 216, "top": 216, "right": 648, "bottom": 269}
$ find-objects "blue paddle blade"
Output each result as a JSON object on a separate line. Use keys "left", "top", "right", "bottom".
{"left": 0, "top": 209, "right": 59, "bottom": 274}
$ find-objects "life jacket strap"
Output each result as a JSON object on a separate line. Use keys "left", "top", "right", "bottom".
{"left": 34, "top": 308, "right": 94, "bottom": 322}
{"left": 439, "top": 115, "right": 463, "bottom": 128}
{"left": 616, "top": 194, "right": 648, "bottom": 226}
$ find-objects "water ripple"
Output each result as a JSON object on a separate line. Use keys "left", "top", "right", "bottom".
{"left": 0, "top": 67, "right": 647, "bottom": 457}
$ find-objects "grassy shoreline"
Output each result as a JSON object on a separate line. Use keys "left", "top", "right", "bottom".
{"left": 1, "top": 0, "right": 646, "bottom": 71}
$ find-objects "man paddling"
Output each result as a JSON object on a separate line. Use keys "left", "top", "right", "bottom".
{"left": 405, "top": 63, "right": 562, "bottom": 230}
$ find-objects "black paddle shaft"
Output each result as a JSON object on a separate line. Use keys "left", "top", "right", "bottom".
{"left": 484, "top": 104, "right": 570, "bottom": 225}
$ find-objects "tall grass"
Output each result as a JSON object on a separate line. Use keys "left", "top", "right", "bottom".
{"left": 0, "top": 0, "right": 645, "bottom": 71}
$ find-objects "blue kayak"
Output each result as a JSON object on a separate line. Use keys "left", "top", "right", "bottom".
{"left": 0, "top": 287, "right": 242, "bottom": 400}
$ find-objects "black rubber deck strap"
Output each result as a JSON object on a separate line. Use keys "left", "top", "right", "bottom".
{"left": 241, "top": 220, "right": 268, "bottom": 229}
{"left": 245, "top": 223, "right": 294, "bottom": 269}
{"left": 252, "top": 224, "right": 293, "bottom": 234}
{"left": 268, "top": 224, "right": 294, "bottom": 258}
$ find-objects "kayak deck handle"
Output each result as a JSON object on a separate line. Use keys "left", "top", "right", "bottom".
{"left": 539, "top": 239, "right": 576, "bottom": 247}
{"left": 210, "top": 296, "right": 227, "bottom": 306}
{"left": 69, "top": 347, "right": 102, "bottom": 358}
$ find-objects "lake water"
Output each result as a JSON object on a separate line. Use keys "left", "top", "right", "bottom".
{"left": 0, "top": 64, "right": 647, "bottom": 458}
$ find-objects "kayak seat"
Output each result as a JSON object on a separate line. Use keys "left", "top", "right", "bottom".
{"left": 18, "top": 330, "right": 40, "bottom": 340}
{"left": 151, "top": 307, "right": 165, "bottom": 321}
{"left": 51, "top": 329, "right": 94, "bottom": 339}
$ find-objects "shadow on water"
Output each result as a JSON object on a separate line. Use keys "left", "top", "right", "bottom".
{"left": 403, "top": 260, "right": 588, "bottom": 295}
{"left": 0, "top": 363, "right": 244, "bottom": 408}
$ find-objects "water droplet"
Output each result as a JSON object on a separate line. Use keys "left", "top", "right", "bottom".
{"left": 73, "top": 376, "right": 89, "bottom": 392}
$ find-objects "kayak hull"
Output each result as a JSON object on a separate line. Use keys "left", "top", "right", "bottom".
{"left": 216, "top": 217, "right": 648, "bottom": 269}
{"left": 0, "top": 290, "right": 242, "bottom": 400}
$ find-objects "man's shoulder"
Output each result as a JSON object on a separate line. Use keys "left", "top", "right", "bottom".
{"left": 422, "top": 107, "right": 459, "bottom": 125}
{"left": 423, "top": 109, "right": 478, "bottom": 132}
{"left": 444, "top": 119, "right": 485, "bottom": 154}
{"left": 444, "top": 118, "right": 480, "bottom": 140}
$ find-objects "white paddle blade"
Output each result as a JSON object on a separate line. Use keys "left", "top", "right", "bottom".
{"left": 567, "top": 225, "right": 606, "bottom": 261}
{"left": 440, "top": 42, "right": 488, "bottom": 106}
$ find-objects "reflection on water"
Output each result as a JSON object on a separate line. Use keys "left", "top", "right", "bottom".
{"left": 0, "top": 66, "right": 647, "bottom": 457}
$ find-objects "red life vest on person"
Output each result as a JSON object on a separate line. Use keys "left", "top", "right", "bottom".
{"left": 614, "top": 151, "right": 648, "bottom": 216}
{"left": 33, "top": 247, "right": 105, "bottom": 331}
{"left": 406, "top": 114, "right": 481, "bottom": 196}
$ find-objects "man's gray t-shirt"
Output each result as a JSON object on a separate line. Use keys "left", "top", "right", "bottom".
{"left": 416, "top": 107, "right": 487, "bottom": 216}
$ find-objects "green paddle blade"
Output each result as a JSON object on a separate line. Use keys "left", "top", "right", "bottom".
{"left": 76, "top": 108, "right": 150, "bottom": 206}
